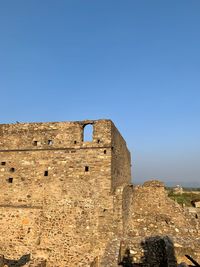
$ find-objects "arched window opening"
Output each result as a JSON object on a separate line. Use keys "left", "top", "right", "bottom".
{"left": 83, "top": 124, "right": 93, "bottom": 142}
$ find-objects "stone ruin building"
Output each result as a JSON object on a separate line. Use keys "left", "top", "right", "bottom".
{"left": 0, "top": 119, "right": 199, "bottom": 267}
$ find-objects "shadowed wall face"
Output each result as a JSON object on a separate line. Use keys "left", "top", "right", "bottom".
{"left": 119, "top": 236, "right": 177, "bottom": 267}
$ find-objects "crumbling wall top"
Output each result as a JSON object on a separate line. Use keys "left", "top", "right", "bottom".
{"left": 142, "top": 180, "right": 165, "bottom": 188}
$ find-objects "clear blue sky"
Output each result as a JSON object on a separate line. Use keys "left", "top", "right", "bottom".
{"left": 0, "top": 1, "right": 200, "bottom": 186}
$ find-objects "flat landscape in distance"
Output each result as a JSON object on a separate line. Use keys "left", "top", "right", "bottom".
{"left": 167, "top": 186, "right": 200, "bottom": 207}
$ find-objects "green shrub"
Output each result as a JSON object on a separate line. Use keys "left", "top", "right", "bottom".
{"left": 167, "top": 191, "right": 200, "bottom": 207}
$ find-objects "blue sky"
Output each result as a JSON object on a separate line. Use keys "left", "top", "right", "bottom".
{"left": 0, "top": 1, "right": 200, "bottom": 186}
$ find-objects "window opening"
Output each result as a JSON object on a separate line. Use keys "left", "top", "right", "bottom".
{"left": 104, "top": 150, "right": 107, "bottom": 154}
{"left": 97, "top": 139, "right": 100, "bottom": 143}
{"left": 83, "top": 124, "right": 93, "bottom": 142}
{"left": 10, "top": 168, "right": 15, "bottom": 173}
{"left": 74, "top": 141, "right": 77, "bottom": 144}
{"left": 1, "top": 162, "right": 6, "bottom": 166}
{"left": 48, "top": 140, "right": 53, "bottom": 145}
{"left": 8, "top": 178, "right": 13, "bottom": 183}
{"left": 33, "top": 141, "right": 38, "bottom": 146}
{"left": 85, "top": 166, "right": 89, "bottom": 172}
{"left": 44, "top": 170, "right": 48, "bottom": 176}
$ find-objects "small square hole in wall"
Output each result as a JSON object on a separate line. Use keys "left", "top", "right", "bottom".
{"left": 10, "top": 167, "right": 15, "bottom": 173}
{"left": 104, "top": 150, "right": 107, "bottom": 154}
{"left": 97, "top": 139, "right": 100, "bottom": 143}
{"left": 8, "top": 178, "right": 13, "bottom": 183}
{"left": 85, "top": 166, "right": 89, "bottom": 172}
{"left": 1, "top": 162, "right": 6, "bottom": 166}
{"left": 74, "top": 141, "right": 77, "bottom": 144}
{"left": 33, "top": 141, "right": 38, "bottom": 146}
{"left": 44, "top": 171, "right": 48, "bottom": 176}
{"left": 48, "top": 140, "right": 53, "bottom": 145}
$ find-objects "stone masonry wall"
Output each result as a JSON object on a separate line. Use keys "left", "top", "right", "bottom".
{"left": 2, "top": 119, "right": 199, "bottom": 266}
{"left": 0, "top": 119, "right": 131, "bottom": 267}
{"left": 124, "top": 180, "right": 200, "bottom": 266}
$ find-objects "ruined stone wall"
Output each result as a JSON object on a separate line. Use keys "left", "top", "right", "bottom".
{"left": 0, "top": 119, "right": 131, "bottom": 267}
{"left": 128, "top": 180, "right": 199, "bottom": 238}
{"left": 1, "top": 119, "right": 200, "bottom": 266}
{"left": 124, "top": 180, "right": 200, "bottom": 265}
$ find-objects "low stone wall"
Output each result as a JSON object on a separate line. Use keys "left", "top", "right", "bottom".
{"left": 123, "top": 180, "right": 200, "bottom": 266}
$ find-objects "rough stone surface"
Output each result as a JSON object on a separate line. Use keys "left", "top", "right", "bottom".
{"left": 0, "top": 119, "right": 130, "bottom": 266}
{"left": 0, "top": 119, "right": 199, "bottom": 267}
{"left": 122, "top": 181, "right": 200, "bottom": 266}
